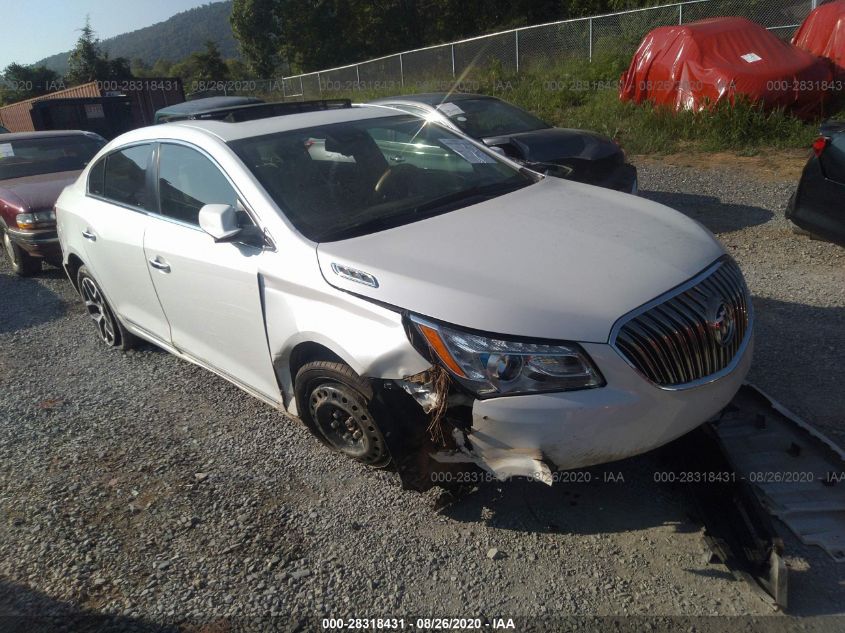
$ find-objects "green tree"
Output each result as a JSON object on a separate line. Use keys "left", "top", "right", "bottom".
{"left": 0, "top": 63, "right": 62, "bottom": 104}
{"left": 231, "top": 0, "right": 281, "bottom": 77}
{"left": 230, "top": 0, "right": 662, "bottom": 75}
{"left": 66, "top": 18, "right": 103, "bottom": 84}
{"left": 191, "top": 40, "right": 230, "bottom": 83}
{"left": 66, "top": 17, "right": 133, "bottom": 85}
{"left": 150, "top": 59, "right": 175, "bottom": 77}
{"left": 130, "top": 57, "right": 151, "bottom": 77}
{"left": 100, "top": 54, "right": 133, "bottom": 80}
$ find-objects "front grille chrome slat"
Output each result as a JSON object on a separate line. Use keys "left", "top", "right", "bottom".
{"left": 612, "top": 259, "right": 752, "bottom": 389}
{"left": 639, "top": 312, "right": 686, "bottom": 384}
{"left": 652, "top": 305, "right": 697, "bottom": 383}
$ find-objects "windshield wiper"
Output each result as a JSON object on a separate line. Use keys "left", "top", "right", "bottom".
{"left": 411, "top": 180, "right": 529, "bottom": 215}
{"left": 318, "top": 180, "right": 531, "bottom": 242}
{"left": 317, "top": 214, "right": 415, "bottom": 242}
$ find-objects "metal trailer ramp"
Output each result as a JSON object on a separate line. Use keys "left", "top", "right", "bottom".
{"left": 663, "top": 423, "right": 788, "bottom": 609}
{"left": 661, "top": 384, "right": 845, "bottom": 610}
{"left": 714, "top": 384, "right": 845, "bottom": 563}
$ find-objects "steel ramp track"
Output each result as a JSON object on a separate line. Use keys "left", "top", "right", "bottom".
{"left": 661, "top": 423, "right": 788, "bottom": 609}
{"left": 714, "top": 384, "right": 845, "bottom": 563}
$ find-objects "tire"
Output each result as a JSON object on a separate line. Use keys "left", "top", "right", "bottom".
{"left": 76, "top": 265, "right": 138, "bottom": 350}
{"left": 295, "top": 361, "right": 391, "bottom": 468}
{"left": 2, "top": 230, "right": 41, "bottom": 277}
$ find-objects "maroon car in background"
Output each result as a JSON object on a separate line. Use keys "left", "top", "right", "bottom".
{"left": 0, "top": 131, "right": 105, "bottom": 275}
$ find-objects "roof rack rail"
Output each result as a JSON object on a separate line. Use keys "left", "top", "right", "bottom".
{"left": 180, "top": 99, "right": 353, "bottom": 123}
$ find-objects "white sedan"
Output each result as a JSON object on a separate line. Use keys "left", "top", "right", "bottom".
{"left": 56, "top": 102, "right": 752, "bottom": 487}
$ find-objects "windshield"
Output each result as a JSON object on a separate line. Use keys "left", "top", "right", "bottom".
{"left": 0, "top": 135, "right": 105, "bottom": 180}
{"left": 230, "top": 114, "right": 534, "bottom": 242}
{"left": 435, "top": 98, "right": 550, "bottom": 138}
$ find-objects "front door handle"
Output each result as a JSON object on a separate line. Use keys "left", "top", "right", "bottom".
{"left": 148, "top": 257, "right": 171, "bottom": 273}
{"left": 82, "top": 230, "right": 96, "bottom": 241}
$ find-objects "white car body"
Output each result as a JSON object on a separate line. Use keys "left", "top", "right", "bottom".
{"left": 56, "top": 105, "right": 752, "bottom": 486}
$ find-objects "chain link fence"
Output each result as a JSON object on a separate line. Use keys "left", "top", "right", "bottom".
{"left": 271, "top": 0, "right": 828, "bottom": 100}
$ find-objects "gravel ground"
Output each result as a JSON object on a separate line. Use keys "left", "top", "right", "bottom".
{"left": 1, "top": 158, "right": 844, "bottom": 631}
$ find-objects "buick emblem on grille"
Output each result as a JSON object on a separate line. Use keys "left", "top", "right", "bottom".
{"left": 707, "top": 296, "right": 736, "bottom": 347}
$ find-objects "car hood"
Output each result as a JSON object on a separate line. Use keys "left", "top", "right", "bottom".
{"left": 482, "top": 127, "right": 621, "bottom": 164}
{"left": 0, "top": 170, "right": 81, "bottom": 211}
{"left": 316, "top": 178, "right": 725, "bottom": 343}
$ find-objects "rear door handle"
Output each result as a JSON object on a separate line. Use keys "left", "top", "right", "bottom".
{"left": 148, "top": 257, "right": 171, "bottom": 273}
{"left": 82, "top": 230, "right": 96, "bottom": 241}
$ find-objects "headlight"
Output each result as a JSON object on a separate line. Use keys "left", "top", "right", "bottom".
{"left": 409, "top": 316, "right": 604, "bottom": 396}
{"left": 16, "top": 209, "right": 56, "bottom": 229}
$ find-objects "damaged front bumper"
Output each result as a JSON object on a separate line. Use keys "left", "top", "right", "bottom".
{"left": 415, "top": 339, "right": 753, "bottom": 485}
{"left": 5, "top": 226, "right": 60, "bottom": 258}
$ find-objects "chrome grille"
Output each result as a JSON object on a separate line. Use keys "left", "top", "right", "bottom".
{"left": 612, "top": 259, "right": 752, "bottom": 388}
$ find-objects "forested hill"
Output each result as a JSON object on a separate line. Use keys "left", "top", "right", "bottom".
{"left": 35, "top": 1, "right": 238, "bottom": 75}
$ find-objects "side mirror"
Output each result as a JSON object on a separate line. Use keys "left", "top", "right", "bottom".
{"left": 525, "top": 161, "right": 573, "bottom": 179}
{"left": 198, "top": 203, "right": 241, "bottom": 242}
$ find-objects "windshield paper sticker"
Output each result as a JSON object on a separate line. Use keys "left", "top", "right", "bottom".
{"left": 440, "top": 139, "right": 496, "bottom": 164}
{"left": 0, "top": 143, "right": 14, "bottom": 158}
{"left": 741, "top": 53, "right": 762, "bottom": 63}
{"left": 436, "top": 102, "right": 465, "bottom": 117}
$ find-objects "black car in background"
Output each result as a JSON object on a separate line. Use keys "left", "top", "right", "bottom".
{"left": 370, "top": 92, "right": 638, "bottom": 193}
{"left": 154, "top": 96, "right": 265, "bottom": 123}
{"left": 787, "top": 121, "right": 845, "bottom": 247}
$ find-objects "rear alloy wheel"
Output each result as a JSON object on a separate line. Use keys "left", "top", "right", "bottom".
{"left": 76, "top": 266, "right": 137, "bottom": 350}
{"left": 295, "top": 361, "right": 391, "bottom": 468}
{"left": 2, "top": 231, "right": 41, "bottom": 276}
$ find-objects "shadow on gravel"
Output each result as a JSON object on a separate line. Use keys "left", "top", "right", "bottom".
{"left": 639, "top": 190, "right": 774, "bottom": 234}
{"left": 749, "top": 297, "right": 845, "bottom": 445}
{"left": 438, "top": 455, "right": 690, "bottom": 536}
{"left": 0, "top": 579, "right": 173, "bottom": 633}
{"left": 0, "top": 272, "right": 66, "bottom": 334}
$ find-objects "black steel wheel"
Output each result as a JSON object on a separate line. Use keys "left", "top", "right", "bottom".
{"left": 295, "top": 361, "right": 390, "bottom": 468}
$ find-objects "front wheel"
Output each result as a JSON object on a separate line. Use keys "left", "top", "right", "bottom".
{"left": 2, "top": 231, "right": 41, "bottom": 276}
{"left": 76, "top": 265, "right": 138, "bottom": 350}
{"left": 295, "top": 361, "right": 391, "bottom": 468}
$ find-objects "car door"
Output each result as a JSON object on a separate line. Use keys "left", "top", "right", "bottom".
{"left": 79, "top": 143, "right": 171, "bottom": 343}
{"left": 142, "top": 141, "right": 281, "bottom": 403}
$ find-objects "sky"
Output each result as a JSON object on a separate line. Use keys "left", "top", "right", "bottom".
{"left": 0, "top": 0, "right": 212, "bottom": 69}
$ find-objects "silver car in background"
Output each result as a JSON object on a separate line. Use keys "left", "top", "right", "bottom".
{"left": 56, "top": 102, "right": 752, "bottom": 488}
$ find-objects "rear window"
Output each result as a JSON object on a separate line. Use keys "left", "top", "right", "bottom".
{"left": 436, "top": 98, "right": 549, "bottom": 138}
{"left": 100, "top": 144, "right": 155, "bottom": 210}
{"left": 0, "top": 135, "right": 105, "bottom": 180}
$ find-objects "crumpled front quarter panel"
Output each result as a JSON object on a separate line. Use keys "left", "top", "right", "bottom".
{"left": 258, "top": 242, "right": 430, "bottom": 411}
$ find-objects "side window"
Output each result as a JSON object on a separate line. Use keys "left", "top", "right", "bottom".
{"left": 102, "top": 144, "right": 154, "bottom": 209}
{"left": 88, "top": 157, "right": 105, "bottom": 195}
{"left": 157, "top": 144, "right": 238, "bottom": 225}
